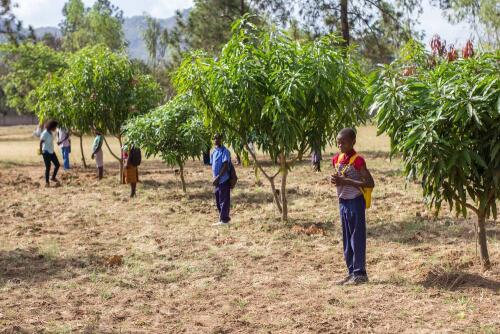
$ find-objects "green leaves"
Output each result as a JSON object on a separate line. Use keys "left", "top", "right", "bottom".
{"left": 175, "top": 17, "right": 367, "bottom": 160}
{"left": 369, "top": 45, "right": 500, "bottom": 220}
{"left": 0, "top": 42, "right": 67, "bottom": 114}
{"left": 35, "top": 45, "right": 162, "bottom": 138}
{"left": 123, "top": 94, "right": 209, "bottom": 170}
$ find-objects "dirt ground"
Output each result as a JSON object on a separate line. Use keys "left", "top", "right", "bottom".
{"left": 0, "top": 126, "right": 498, "bottom": 334}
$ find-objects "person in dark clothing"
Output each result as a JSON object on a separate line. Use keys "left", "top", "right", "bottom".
{"left": 39, "top": 120, "right": 60, "bottom": 187}
{"left": 210, "top": 134, "right": 231, "bottom": 226}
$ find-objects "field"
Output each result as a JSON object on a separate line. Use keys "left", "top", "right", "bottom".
{"left": 0, "top": 125, "right": 498, "bottom": 334}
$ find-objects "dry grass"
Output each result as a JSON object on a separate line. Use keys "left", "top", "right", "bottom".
{"left": 0, "top": 125, "right": 498, "bottom": 333}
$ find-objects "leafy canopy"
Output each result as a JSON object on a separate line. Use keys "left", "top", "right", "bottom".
{"left": 60, "top": 0, "right": 126, "bottom": 52}
{"left": 123, "top": 94, "right": 209, "bottom": 167}
{"left": 368, "top": 42, "right": 500, "bottom": 219}
{"left": 0, "top": 42, "right": 66, "bottom": 114}
{"left": 175, "top": 17, "right": 366, "bottom": 161}
{"left": 35, "top": 45, "right": 162, "bottom": 140}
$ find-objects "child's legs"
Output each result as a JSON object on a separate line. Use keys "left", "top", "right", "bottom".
{"left": 62, "top": 147, "right": 70, "bottom": 169}
{"left": 349, "top": 196, "right": 366, "bottom": 276}
{"left": 214, "top": 186, "right": 222, "bottom": 214}
{"left": 42, "top": 152, "right": 51, "bottom": 183}
{"left": 50, "top": 153, "right": 60, "bottom": 180}
{"left": 218, "top": 181, "right": 231, "bottom": 223}
{"left": 340, "top": 201, "right": 355, "bottom": 274}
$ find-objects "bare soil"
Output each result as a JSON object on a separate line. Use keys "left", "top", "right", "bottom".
{"left": 0, "top": 126, "right": 498, "bottom": 333}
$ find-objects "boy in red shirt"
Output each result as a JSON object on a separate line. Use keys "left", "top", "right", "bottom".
{"left": 331, "top": 128, "right": 375, "bottom": 285}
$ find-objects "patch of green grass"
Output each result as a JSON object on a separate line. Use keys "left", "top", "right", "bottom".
{"left": 46, "top": 324, "right": 72, "bottom": 334}
{"left": 232, "top": 297, "right": 248, "bottom": 309}
{"left": 100, "top": 290, "right": 113, "bottom": 301}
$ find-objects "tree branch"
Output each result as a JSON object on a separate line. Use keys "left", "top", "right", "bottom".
{"left": 103, "top": 136, "right": 120, "bottom": 161}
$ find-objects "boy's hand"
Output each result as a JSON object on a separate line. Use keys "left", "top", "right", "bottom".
{"left": 331, "top": 174, "right": 349, "bottom": 186}
{"left": 91, "top": 153, "right": 95, "bottom": 160}
{"left": 212, "top": 176, "right": 220, "bottom": 186}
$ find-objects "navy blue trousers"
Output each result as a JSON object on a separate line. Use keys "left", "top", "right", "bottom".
{"left": 215, "top": 180, "right": 231, "bottom": 223}
{"left": 339, "top": 195, "right": 367, "bottom": 276}
{"left": 61, "top": 146, "right": 70, "bottom": 169}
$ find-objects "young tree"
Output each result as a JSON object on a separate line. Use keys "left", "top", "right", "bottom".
{"left": 367, "top": 40, "right": 499, "bottom": 270}
{"left": 35, "top": 45, "right": 162, "bottom": 178}
{"left": 176, "top": 18, "right": 366, "bottom": 221}
{"left": 123, "top": 94, "right": 209, "bottom": 192}
{"left": 0, "top": 42, "right": 66, "bottom": 114}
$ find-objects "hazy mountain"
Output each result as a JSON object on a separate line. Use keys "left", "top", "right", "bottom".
{"left": 20, "top": 9, "right": 190, "bottom": 61}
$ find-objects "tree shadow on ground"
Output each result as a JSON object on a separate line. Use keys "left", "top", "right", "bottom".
{"left": 368, "top": 216, "right": 500, "bottom": 244}
{"left": 0, "top": 248, "right": 116, "bottom": 286}
{"left": 420, "top": 266, "right": 500, "bottom": 292}
{"left": 141, "top": 178, "right": 208, "bottom": 191}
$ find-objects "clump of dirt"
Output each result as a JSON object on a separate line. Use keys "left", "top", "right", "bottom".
{"left": 420, "top": 264, "right": 498, "bottom": 291}
{"left": 214, "top": 237, "right": 237, "bottom": 246}
{"left": 4, "top": 174, "right": 33, "bottom": 187}
{"left": 291, "top": 223, "right": 326, "bottom": 236}
{"left": 106, "top": 255, "right": 124, "bottom": 267}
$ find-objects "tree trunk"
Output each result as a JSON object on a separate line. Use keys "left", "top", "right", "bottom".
{"left": 340, "top": 0, "right": 350, "bottom": 46}
{"left": 179, "top": 162, "right": 187, "bottom": 193}
{"left": 240, "top": 0, "right": 245, "bottom": 15}
{"left": 102, "top": 135, "right": 123, "bottom": 184}
{"left": 244, "top": 143, "right": 282, "bottom": 213}
{"left": 280, "top": 153, "right": 288, "bottom": 222}
{"left": 476, "top": 211, "right": 491, "bottom": 270}
{"left": 269, "top": 176, "right": 283, "bottom": 214}
{"left": 78, "top": 134, "right": 87, "bottom": 168}
{"left": 118, "top": 136, "right": 124, "bottom": 184}
{"left": 297, "top": 150, "right": 304, "bottom": 162}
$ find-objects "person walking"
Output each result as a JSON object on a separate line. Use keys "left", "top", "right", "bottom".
{"left": 57, "top": 127, "right": 71, "bottom": 170}
{"left": 91, "top": 130, "right": 104, "bottom": 180}
{"left": 210, "top": 133, "right": 232, "bottom": 226}
{"left": 39, "top": 120, "right": 60, "bottom": 187}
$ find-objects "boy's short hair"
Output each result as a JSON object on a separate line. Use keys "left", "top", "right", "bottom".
{"left": 338, "top": 128, "right": 356, "bottom": 140}
{"left": 46, "top": 120, "right": 58, "bottom": 130}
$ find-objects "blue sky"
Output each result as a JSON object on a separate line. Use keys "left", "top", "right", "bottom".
{"left": 13, "top": 0, "right": 471, "bottom": 46}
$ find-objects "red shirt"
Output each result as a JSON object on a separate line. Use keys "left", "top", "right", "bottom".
{"left": 332, "top": 150, "right": 366, "bottom": 171}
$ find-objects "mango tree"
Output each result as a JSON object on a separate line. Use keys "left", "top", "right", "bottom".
{"left": 35, "top": 72, "right": 91, "bottom": 167}
{"left": 0, "top": 42, "right": 66, "bottom": 114}
{"left": 367, "top": 40, "right": 499, "bottom": 270}
{"left": 123, "top": 94, "right": 209, "bottom": 192}
{"left": 36, "top": 45, "right": 162, "bottom": 179}
{"left": 175, "top": 17, "right": 366, "bottom": 222}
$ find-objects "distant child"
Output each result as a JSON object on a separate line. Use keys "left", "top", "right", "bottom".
{"left": 123, "top": 146, "right": 141, "bottom": 197}
{"left": 331, "top": 128, "right": 375, "bottom": 285}
{"left": 210, "top": 133, "right": 232, "bottom": 226}
{"left": 57, "top": 127, "right": 71, "bottom": 170}
{"left": 91, "top": 130, "right": 104, "bottom": 180}
{"left": 39, "top": 120, "right": 60, "bottom": 187}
